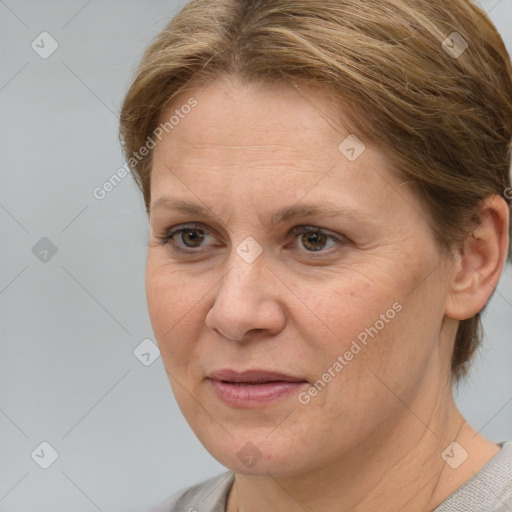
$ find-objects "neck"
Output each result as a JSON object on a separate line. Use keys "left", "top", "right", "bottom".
{"left": 227, "top": 388, "right": 499, "bottom": 512}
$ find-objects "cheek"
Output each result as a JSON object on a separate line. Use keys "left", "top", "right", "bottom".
{"left": 145, "top": 253, "right": 205, "bottom": 361}
{"left": 299, "top": 270, "right": 398, "bottom": 354}
{"left": 297, "top": 259, "right": 440, "bottom": 398}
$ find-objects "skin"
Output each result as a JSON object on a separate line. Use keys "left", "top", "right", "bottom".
{"left": 145, "top": 75, "right": 509, "bottom": 511}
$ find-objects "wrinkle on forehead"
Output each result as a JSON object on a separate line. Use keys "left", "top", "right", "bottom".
{"left": 178, "top": 143, "right": 301, "bottom": 151}
{"left": 150, "top": 76, "right": 430, "bottom": 237}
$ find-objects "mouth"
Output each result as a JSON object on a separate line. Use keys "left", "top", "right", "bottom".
{"left": 207, "top": 369, "right": 309, "bottom": 407}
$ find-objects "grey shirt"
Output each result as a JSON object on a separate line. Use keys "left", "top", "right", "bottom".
{"left": 148, "top": 441, "right": 512, "bottom": 512}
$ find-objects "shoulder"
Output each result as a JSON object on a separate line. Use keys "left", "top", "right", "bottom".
{"left": 146, "top": 471, "right": 235, "bottom": 512}
{"left": 434, "top": 441, "right": 512, "bottom": 512}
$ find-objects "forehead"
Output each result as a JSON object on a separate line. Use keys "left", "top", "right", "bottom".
{"left": 161, "top": 78, "right": 354, "bottom": 159}
{"left": 149, "top": 77, "right": 417, "bottom": 225}
{"left": 153, "top": 76, "right": 387, "bottom": 176}
{"left": 159, "top": 75, "right": 345, "bottom": 137}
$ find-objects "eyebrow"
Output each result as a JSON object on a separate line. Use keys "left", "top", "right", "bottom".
{"left": 150, "top": 196, "right": 375, "bottom": 226}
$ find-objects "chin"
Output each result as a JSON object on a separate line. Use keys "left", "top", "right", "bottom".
{"left": 197, "top": 430, "right": 316, "bottom": 477}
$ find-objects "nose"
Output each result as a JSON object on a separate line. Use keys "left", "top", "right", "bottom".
{"left": 204, "top": 261, "right": 287, "bottom": 342}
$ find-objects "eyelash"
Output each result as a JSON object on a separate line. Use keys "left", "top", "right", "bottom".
{"left": 155, "top": 222, "right": 348, "bottom": 255}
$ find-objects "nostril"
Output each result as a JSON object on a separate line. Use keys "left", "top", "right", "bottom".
{"left": 215, "top": 328, "right": 239, "bottom": 341}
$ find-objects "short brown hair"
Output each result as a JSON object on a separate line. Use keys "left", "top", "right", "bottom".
{"left": 119, "top": 0, "right": 512, "bottom": 381}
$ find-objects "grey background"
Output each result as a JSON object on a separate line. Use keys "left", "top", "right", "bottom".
{"left": 0, "top": 0, "right": 511, "bottom": 510}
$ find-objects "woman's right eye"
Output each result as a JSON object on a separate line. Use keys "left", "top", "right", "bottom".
{"left": 156, "top": 223, "right": 218, "bottom": 253}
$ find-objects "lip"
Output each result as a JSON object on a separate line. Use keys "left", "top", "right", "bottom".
{"left": 209, "top": 369, "right": 307, "bottom": 383}
{"left": 208, "top": 369, "right": 308, "bottom": 407}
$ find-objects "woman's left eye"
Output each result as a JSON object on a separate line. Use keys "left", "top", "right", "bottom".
{"left": 156, "top": 223, "right": 346, "bottom": 254}
{"left": 290, "top": 226, "right": 346, "bottom": 252}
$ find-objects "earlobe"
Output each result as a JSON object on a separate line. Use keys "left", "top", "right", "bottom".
{"left": 445, "top": 195, "right": 510, "bottom": 321}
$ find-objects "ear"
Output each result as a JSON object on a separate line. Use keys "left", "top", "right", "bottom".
{"left": 445, "top": 195, "right": 510, "bottom": 320}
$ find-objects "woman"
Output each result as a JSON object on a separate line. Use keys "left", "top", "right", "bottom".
{"left": 119, "top": 0, "right": 512, "bottom": 510}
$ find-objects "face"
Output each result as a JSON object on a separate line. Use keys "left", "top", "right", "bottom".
{"left": 146, "top": 76, "right": 454, "bottom": 477}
